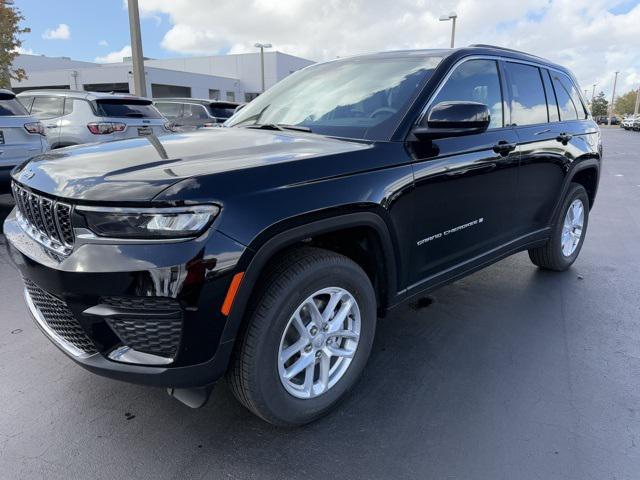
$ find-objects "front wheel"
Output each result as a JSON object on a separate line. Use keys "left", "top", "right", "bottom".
{"left": 528, "top": 183, "right": 590, "bottom": 271}
{"left": 228, "top": 247, "right": 377, "bottom": 426}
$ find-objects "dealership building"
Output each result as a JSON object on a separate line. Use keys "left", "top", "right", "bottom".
{"left": 10, "top": 51, "right": 314, "bottom": 102}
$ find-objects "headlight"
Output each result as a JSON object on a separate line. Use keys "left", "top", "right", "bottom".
{"left": 77, "top": 205, "right": 220, "bottom": 239}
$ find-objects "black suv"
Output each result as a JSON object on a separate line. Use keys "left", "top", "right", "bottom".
{"left": 4, "top": 45, "right": 601, "bottom": 426}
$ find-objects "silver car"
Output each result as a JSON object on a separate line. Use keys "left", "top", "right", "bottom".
{"left": 0, "top": 89, "right": 49, "bottom": 189}
{"left": 17, "top": 90, "right": 172, "bottom": 149}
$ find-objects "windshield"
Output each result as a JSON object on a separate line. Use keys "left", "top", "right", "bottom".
{"left": 94, "top": 99, "right": 163, "bottom": 119}
{"left": 226, "top": 55, "right": 442, "bottom": 140}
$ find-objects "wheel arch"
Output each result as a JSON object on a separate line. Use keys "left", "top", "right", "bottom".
{"left": 219, "top": 211, "right": 399, "bottom": 345}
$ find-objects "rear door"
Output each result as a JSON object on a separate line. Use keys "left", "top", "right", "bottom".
{"left": 30, "top": 96, "right": 64, "bottom": 146}
{"left": 408, "top": 58, "right": 521, "bottom": 285}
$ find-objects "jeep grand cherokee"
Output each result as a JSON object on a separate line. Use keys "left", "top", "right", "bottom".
{"left": 4, "top": 45, "right": 601, "bottom": 426}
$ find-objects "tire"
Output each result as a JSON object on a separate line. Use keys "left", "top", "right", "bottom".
{"left": 528, "top": 183, "right": 589, "bottom": 271}
{"left": 228, "top": 246, "right": 377, "bottom": 426}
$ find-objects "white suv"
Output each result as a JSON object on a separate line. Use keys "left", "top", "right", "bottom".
{"left": 0, "top": 89, "right": 48, "bottom": 190}
{"left": 17, "top": 90, "right": 172, "bottom": 149}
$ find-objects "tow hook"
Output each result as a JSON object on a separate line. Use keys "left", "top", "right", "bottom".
{"left": 167, "top": 385, "right": 214, "bottom": 408}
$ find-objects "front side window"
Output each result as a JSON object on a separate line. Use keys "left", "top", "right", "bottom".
{"left": 30, "top": 96, "right": 64, "bottom": 119}
{"left": 432, "top": 59, "right": 503, "bottom": 129}
{"left": 227, "top": 55, "right": 443, "bottom": 140}
{"left": 505, "top": 62, "right": 548, "bottom": 126}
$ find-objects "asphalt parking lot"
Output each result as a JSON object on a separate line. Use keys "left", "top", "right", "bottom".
{"left": 0, "top": 127, "right": 639, "bottom": 479}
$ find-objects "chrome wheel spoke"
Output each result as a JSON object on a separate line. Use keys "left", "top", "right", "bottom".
{"left": 326, "top": 344, "right": 356, "bottom": 359}
{"left": 328, "top": 299, "right": 354, "bottom": 331}
{"left": 329, "top": 329, "right": 359, "bottom": 341}
{"left": 322, "top": 290, "right": 344, "bottom": 323}
{"left": 306, "top": 300, "right": 324, "bottom": 328}
{"left": 318, "top": 353, "right": 331, "bottom": 393}
{"left": 280, "top": 337, "right": 308, "bottom": 364}
{"left": 291, "top": 312, "right": 308, "bottom": 338}
{"left": 284, "top": 353, "right": 314, "bottom": 380}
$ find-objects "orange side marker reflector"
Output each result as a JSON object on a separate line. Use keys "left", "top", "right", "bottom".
{"left": 221, "top": 272, "right": 244, "bottom": 316}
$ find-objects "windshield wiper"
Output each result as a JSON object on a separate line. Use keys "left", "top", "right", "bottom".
{"left": 245, "top": 123, "right": 312, "bottom": 133}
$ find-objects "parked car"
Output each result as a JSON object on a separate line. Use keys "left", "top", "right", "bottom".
{"left": 632, "top": 117, "right": 640, "bottom": 131}
{"left": 0, "top": 89, "right": 48, "bottom": 191}
{"left": 154, "top": 98, "right": 240, "bottom": 131}
{"left": 17, "top": 90, "right": 172, "bottom": 148}
{"left": 5, "top": 45, "right": 601, "bottom": 426}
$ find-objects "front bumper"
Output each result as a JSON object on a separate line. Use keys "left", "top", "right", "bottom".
{"left": 4, "top": 208, "right": 247, "bottom": 388}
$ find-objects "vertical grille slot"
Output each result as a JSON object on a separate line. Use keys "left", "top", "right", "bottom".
{"left": 11, "top": 182, "right": 75, "bottom": 254}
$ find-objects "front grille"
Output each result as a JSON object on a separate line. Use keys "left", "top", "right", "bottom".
{"left": 24, "top": 279, "right": 97, "bottom": 355}
{"left": 12, "top": 182, "right": 75, "bottom": 254}
{"left": 102, "top": 296, "right": 183, "bottom": 358}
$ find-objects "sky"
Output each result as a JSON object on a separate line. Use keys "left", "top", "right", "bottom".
{"left": 14, "top": 0, "right": 640, "bottom": 98}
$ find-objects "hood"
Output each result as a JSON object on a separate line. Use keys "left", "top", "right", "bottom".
{"left": 12, "top": 128, "right": 370, "bottom": 202}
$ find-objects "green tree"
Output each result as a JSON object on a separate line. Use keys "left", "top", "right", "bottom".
{"left": 614, "top": 90, "right": 639, "bottom": 116}
{"left": 0, "top": 2, "right": 30, "bottom": 89}
{"left": 590, "top": 91, "right": 608, "bottom": 117}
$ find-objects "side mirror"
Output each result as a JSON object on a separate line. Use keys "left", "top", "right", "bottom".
{"left": 412, "top": 101, "right": 490, "bottom": 140}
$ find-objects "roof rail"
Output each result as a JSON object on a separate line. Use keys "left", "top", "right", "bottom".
{"left": 468, "top": 44, "right": 548, "bottom": 61}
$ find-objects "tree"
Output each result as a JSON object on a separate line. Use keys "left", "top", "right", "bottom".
{"left": 0, "top": 2, "right": 30, "bottom": 89}
{"left": 590, "top": 91, "right": 608, "bottom": 117}
{"left": 614, "top": 90, "right": 639, "bottom": 116}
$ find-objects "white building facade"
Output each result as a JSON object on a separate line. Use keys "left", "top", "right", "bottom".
{"left": 11, "top": 52, "right": 314, "bottom": 103}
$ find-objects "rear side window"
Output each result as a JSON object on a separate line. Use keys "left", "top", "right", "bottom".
{"left": 551, "top": 73, "right": 586, "bottom": 121}
{"left": 505, "top": 62, "right": 548, "bottom": 126}
{"left": 94, "top": 99, "right": 163, "bottom": 119}
{"left": 542, "top": 70, "right": 560, "bottom": 122}
{"left": 18, "top": 96, "right": 34, "bottom": 112}
{"left": 30, "top": 96, "right": 64, "bottom": 119}
{"left": 155, "top": 102, "right": 183, "bottom": 119}
{"left": 432, "top": 59, "right": 504, "bottom": 129}
{"left": 0, "top": 94, "right": 29, "bottom": 116}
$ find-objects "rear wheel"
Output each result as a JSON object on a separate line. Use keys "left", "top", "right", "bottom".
{"left": 528, "top": 183, "right": 589, "bottom": 271}
{"left": 228, "top": 247, "right": 376, "bottom": 426}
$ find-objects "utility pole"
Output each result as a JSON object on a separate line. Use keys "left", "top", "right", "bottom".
{"left": 254, "top": 42, "right": 272, "bottom": 93}
{"left": 127, "top": 0, "right": 147, "bottom": 97}
{"left": 591, "top": 83, "right": 597, "bottom": 104}
{"left": 634, "top": 86, "right": 640, "bottom": 116}
{"left": 608, "top": 71, "right": 619, "bottom": 126}
{"left": 439, "top": 13, "right": 458, "bottom": 48}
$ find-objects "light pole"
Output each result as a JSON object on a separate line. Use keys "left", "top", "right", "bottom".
{"left": 127, "top": 0, "right": 147, "bottom": 97}
{"left": 254, "top": 42, "right": 272, "bottom": 93}
{"left": 439, "top": 12, "right": 458, "bottom": 48}
{"left": 608, "top": 71, "right": 619, "bottom": 126}
{"left": 591, "top": 83, "right": 597, "bottom": 105}
{"left": 634, "top": 86, "right": 640, "bottom": 116}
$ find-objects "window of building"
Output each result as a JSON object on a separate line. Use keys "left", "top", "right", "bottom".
{"left": 151, "top": 84, "right": 191, "bottom": 98}
{"left": 245, "top": 92, "right": 260, "bottom": 102}
{"left": 30, "top": 96, "right": 64, "bottom": 119}
{"left": 226, "top": 91, "right": 236, "bottom": 102}
{"left": 504, "top": 62, "right": 548, "bottom": 126}
{"left": 209, "top": 89, "right": 220, "bottom": 100}
{"left": 432, "top": 59, "right": 503, "bottom": 129}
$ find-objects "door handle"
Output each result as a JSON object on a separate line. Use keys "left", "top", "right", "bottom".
{"left": 492, "top": 141, "right": 517, "bottom": 156}
{"left": 45, "top": 124, "right": 57, "bottom": 129}
{"left": 556, "top": 133, "right": 572, "bottom": 144}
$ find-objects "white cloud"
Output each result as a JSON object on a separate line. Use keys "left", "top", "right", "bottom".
{"left": 95, "top": 45, "right": 132, "bottom": 63}
{"left": 42, "top": 23, "right": 70, "bottom": 40}
{"left": 99, "top": 40, "right": 109, "bottom": 47}
{"left": 14, "top": 46, "right": 37, "bottom": 55}
{"left": 137, "top": 0, "right": 640, "bottom": 96}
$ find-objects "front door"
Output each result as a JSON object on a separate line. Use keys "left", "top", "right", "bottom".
{"left": 407, "top": 58, "right": 521, "bottom": 287}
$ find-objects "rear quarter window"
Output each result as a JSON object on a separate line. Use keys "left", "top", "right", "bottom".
{"left": 551, "top": 73, "right": 586, "bottom": 121}
{"left": 0, "top": 96, "right": 29, "bottom": 116}
{"left": 94, "top": 99, "right": 163, "bottom": 119}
